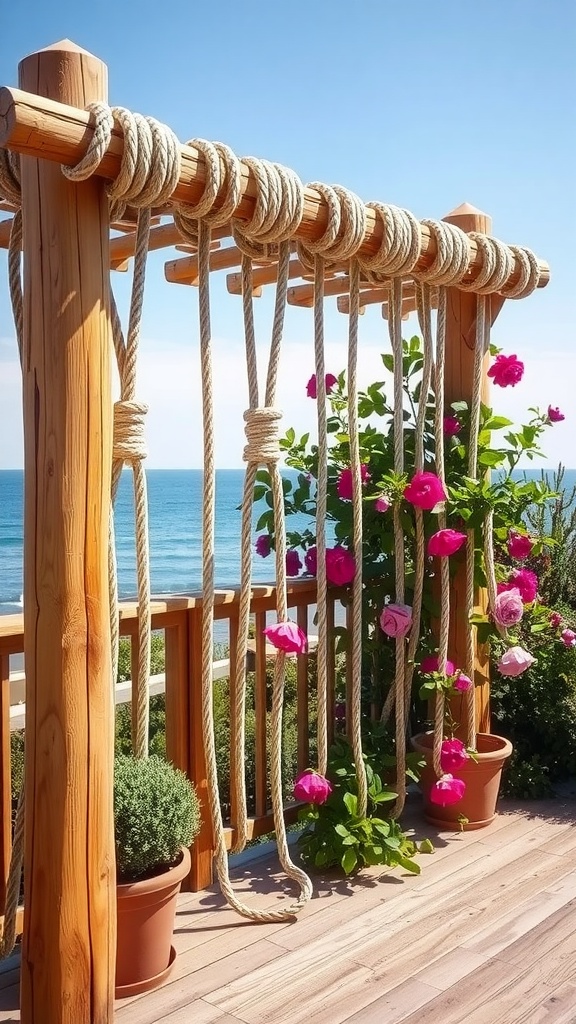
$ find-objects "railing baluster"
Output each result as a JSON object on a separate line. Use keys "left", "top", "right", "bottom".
{"left": 254, "top": 610, "right": 268, "bottom": 818}
{"left": 345, "top": 601, "right": 353, "bottom": 741}
{"left": 296, "top": 604, "right": 309, "bottom": 773}
{"left": 188, "top": 606, "right": 214, "bottom": 891}
{"left": 327, "top": 598, "right": 336, "bottom": 747}
{"left": 0, "top": 655, "right": 12, "bottom": 914}
{"left": 228, "top": 612, "right": 240, "bottom": 832}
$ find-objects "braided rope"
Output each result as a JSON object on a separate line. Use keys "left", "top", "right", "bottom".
{"left": 432, "top": 288, "right": 450, "bottom": 778}
{"left": 347, "top": 259, "right": 368, "bottom": 817}
{"left": 388, "top": 279, "right": 408, "bottom": 817}
{"left": 312, "top": 255, "right": 329, "bottom": 776}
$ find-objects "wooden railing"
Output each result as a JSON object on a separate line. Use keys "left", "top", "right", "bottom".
{"left": 0, "top": 578, "right": 349, "bottom": 918}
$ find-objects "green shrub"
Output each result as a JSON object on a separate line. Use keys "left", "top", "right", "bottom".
{"left": 502, "top": 753, "right": 552, "bottom": 800}
{"left": 114, "top": 754, "right": 200, "bottom": 882}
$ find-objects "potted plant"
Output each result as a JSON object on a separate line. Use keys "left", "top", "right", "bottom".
{"left": 114, "top": 754, "right": 201, "bottom": 998}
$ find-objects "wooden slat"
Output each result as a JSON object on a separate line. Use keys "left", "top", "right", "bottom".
{"left": 326, "top": 597, "right": 336, "bottom": 747}
{"left": 188, "top": 606, "right": 214, "bottom": 891}
{"left": 227, "top": 614, "right": 240, "bottom": 829}
{"left": 0, "top": 657, "right": 11, "bottom": 912}
{"left": 296, "top": 605, "right": 309, "bottom": 773}
{"left": 253, "top": 611, "right": 268, "bottom": 818}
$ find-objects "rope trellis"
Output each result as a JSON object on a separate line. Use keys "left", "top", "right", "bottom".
{"left": 0, "top": 102, "right": 548, "bottom": 947}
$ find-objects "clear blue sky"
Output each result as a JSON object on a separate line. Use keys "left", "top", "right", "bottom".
{"left": 1, "top": 1, "right": 574, "bottom": 467}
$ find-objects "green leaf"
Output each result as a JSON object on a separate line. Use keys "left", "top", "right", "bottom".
{"left": 418, "top": 838, "right": 435, "bottom": 854}
{"left": 484, "top": 416, "right": 513, "bottom": 430}
{"left": 343, "top": 792, "right": 358, "bottom": 815}
{"left": 382, "top": 353, "right": 394, "bottom": 372}
{"left": 478, "top": 450, "right": 507, "bottom": 467}
{"left": 396, "top": 855, "right": 421, "bottom": 874}
{"left": 341, "top": 848, "right": 358, "bottom": 875}
{"left": 334, "top": 824, "right": 350, "bottom": 838}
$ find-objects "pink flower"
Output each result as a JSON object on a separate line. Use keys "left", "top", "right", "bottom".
{"left": 263, "top": 621, "right": 308, "bottom": 655}
{"left": 420, "top": 655, "right": 456, "bottom": 677}
{"left": 440, "top": 739, "right": 469, "bottom": 773}
{"left": 429, "top": 774, "right": 466, "bottom": 807}
{"left": 255, "top": 534, "right": 272, "bottom": 558}
{"left": 493, "top": 588, "right": 524, "bottom": 628}
{"left": 326, "top": 546, "right": 356, "bottom": 586}
{"left": 293, "top": 770, "right": 333, "bottom": 805}
{"left": 487, "top": 353, "right": 524, "bottom": 388}
{"left": 454, "top": 673, "right": 473, "bottom": 692}
{"left": 548, "top": 406, "right": 565, "bottom": 423}
{"left": 427, "top": 529, "right": 467, "bottom": 558}
{"left": 508, "top": 568, "right": 538, "bottom": 604}
{"left": 375, "top": 494, "right": 390, "bottom": 512}
{"left": 507, "top": 531, "right": 534, "bottom": 561}
{"left": 337, "top": 464, "right": 371, "bottom": 500}
{"left": 304, "top": 546, "right": 317, "bottom": 576}
{"left": 306, "top": 372, "right": 338, "bottom": 399}
{"left": 404, "top": 471, "right": 447, "bottom": 510}
{"left": 285, "top": 550, "right": 302, "bottom": 577}
{"left": 380, "top": 603, "right": 413, "bottom": 638}
{"left": 443, "top": 415, "right": 462, "bottom": 436}
{"left": 497, "top": 646, "right": 536, "bottom": 677}
{"left": 561, "top": 629, "right": 576, "bottom": 648}
{"left": 549, "top": 612, "right": 562, "bottom": 629}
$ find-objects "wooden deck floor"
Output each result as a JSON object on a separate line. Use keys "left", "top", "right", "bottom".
{"left": 1, "top": 795, "right": 576, "bottom": 1023}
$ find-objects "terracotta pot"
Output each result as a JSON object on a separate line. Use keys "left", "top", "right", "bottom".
{"left": 410, "top": 732, "right": 513, "bottom": 831}
{"left": 115, "top": 845, "right": 191, "bottom": 998}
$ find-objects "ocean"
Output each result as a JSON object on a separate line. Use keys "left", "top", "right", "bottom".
{"left": 1, "top": 467, "right": 575, "bottom": 616}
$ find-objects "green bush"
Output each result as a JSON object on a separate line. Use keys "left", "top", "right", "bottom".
{"left": 114, "top": 754, "right": 200, "bottom": 882}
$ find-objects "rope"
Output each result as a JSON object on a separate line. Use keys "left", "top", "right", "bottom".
{"left": 388, "top": 279, "right": 408, "bottom": 817}
{"left": 312, "top": 254, "right": 329, "bottom": 776}
{"left": 347, "top": 260, "right": 368, "bottom": 817}
{"left": 432, "top": 288, "right": 450, "bottom": 779}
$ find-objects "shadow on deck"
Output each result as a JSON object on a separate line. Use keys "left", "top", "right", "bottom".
{"left": 2, "top": 795, "right": 576, "bottom": 1023}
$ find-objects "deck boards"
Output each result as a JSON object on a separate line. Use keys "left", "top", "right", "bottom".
{"left": 1, "top": 795, "right": 575, "bottom": 1023}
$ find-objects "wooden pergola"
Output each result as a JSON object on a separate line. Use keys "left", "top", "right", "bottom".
{"left": 0, "top": 39, "right": 550, "bottom": 1024}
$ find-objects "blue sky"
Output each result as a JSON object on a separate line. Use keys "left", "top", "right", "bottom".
{"left": 1, "top": 0, "right": 574, "bottom": 468}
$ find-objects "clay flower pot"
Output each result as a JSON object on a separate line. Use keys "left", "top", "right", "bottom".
{"left": 115, "top": 845, "right": 191, "bottom": 998}
{"left": 410, "top": 732, "right": 513, "bottom": 831}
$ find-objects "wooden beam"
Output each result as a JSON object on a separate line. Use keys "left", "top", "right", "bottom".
{"left": 0, "top": 88, "right": 550, "bottom": 292}
{"left": 165, "top": 244, "right": 245, "bottom": 286}
{"left": 19, "top": 40, "right": 116, "bottom": 1024}
{"left": 442, "top": 204, "right": 498, "bottom": 735}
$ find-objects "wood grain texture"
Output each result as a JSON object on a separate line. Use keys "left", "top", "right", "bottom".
{"left": 18, "top": 40, "right": 115, "bottom": 1024}
{"left": 1, "top": 798, "right": 576, "bottom": 1023}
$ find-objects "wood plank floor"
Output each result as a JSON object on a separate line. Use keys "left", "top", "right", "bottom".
{"left": 1, "top": 795, "right": 576, "bottom": 1023}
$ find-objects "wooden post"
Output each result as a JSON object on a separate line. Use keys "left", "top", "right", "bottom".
{"left": 19, "top": 41, "right": 115, "bottom": 1023}
{"left": 442, "top": 203, "right": 503, "bottom": 734}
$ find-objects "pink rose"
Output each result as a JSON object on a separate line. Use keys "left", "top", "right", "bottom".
{"left": 440, "top": 739, "right": 469, "bottom": 773}
{"left": 429, "top": 774, "right": 466, "bottom": 807}
{"left": 293, "top": 770, "right": 333, "bottom": 805}
{"left": 306, "top": 372, "right": 338, "bottom": 399}
{"left": 404, "top": 471, "right": 447, "bottom": 511}
{"left": 509, "top": 568, "right": 538, "bottom": 604}
{"left": 263, "top": 621, "right": 308, "bottom": 654}
{"left": 497, "top": 646, "right": 536, "bottom": 677}
{"left": 379, "top": 603, "right": 413, "bottom": 638}
{"left": 304, "top": 546, "right": 317, "bottom": 576}
{"left": 255, "top": 534, "right": 272, "bottom": 558}
{"left": 548, "top": 406, "right": 565, "bottom": 423}
{"left": 326, "top": 546, "right": 356, "bottom": 586}
{"left": 561, "top": 629, "right": 576, "bottom": 648}
{"left": 285, "top": 549, "right": 302, "bottom": 577}
{"left": 443, "top": 415, "right": 462, "bottom": 437}
{"left": 337, "top": 464, "right": 371, "bottom": 500}
{"left": 487, "top": 353, "right": 524, "bottom": 388}
{"left": 507, "top": 531, "right": 534, "bottom": 561}
{"left": 420, "top": 655, "right": 456, "bottom": 677}
{"left": 375, "top": 494, "right": 390, "bottom": 512}
{"left": 427, "top": 529, "right": 467, "bottom": 558}
{"left": 493, "top": 588, "right": 524, "bottom": 627}
{"left": 454, "top": 673, "right": 472, "bottom": 692}
{"left": 549, "top": 612, "right": 562, "bottom": 629}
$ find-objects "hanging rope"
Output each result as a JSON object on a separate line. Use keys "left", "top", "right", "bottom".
{"left": 431, "top": 287, "right": 450, "bottom": 779}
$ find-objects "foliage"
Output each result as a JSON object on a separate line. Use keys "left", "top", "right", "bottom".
{"left": 114, "top": 754, "right": 200, "bottom": 882}
{"left": 298, "top": 734, "right": 430, "bottom": 875}
{"left": 524, "top": 465, "right": 576, "bottom": 610}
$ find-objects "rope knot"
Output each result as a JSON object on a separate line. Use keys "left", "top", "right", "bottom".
{"left": 113, "top": 400, "right": 148, "bottom": 462}
{"left": 243, "top": 407, "right": 282, "bottom": 464}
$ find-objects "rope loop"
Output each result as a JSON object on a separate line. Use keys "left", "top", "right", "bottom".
{"left": 233, "top": 157, "right": 304, "bottom": 258}
{"left": 0, "top": 148, "right": 21, "bottom": 206}
{"left": 61, "top": 102, "right": 182, "bottom": 211}
{"left": 418, "top": 219, "right": 471, "bottom": 285}
{"left": 113, "top": 400, "right": 149, "bottom": 462}
{"left": 500, "top": 244, "right": 541, "bottom": 298}
{"left": 298, "top": 183, "right": 366, "bottom": 270}
{"left": 358, "top": 202, "right": 422, "bottom": 280}
{"left": 243, "top": 407, "right": 282, "bottom": 464}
